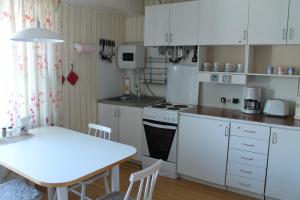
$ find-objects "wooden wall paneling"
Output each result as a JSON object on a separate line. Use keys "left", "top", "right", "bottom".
{"left": 62, "top": 3, "right": 70, "bottom": 129}
{"left": 79, "top": 7, "right": 88, "bottom": 132}
{"left": 91, "top": 9, "right": 98, "bottom": 126}
{"left": 68, "top": 4, "right": 76, "bottom": 130}
{"left": 85, "top": 8, "right": 92, "bottom": 130}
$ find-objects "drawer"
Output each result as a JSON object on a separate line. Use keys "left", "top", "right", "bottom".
{"left": 226, "top": 174, "right": 265, "bottom": 194}
{"left": 231, "top": 122, "right": 270, "bottom": 141}
{"left": 230, "top": 136, "right": 269, "bottom": 154}
{"left": 227, "top": 162, "right": 266, "bottom": 181}
{"left": 228, "top": 149, "right": 267, "bottom": 168}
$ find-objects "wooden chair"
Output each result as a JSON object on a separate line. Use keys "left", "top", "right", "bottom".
{"left": 97, "top": 159, "right": 163, "bottom": 200}
{"left": 0, "top": 179, "right": 42, "bottom": 200}
{"left": 69, "top": 123, "right": 112, "bottom": 200}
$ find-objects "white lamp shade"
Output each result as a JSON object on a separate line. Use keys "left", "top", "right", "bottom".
{"left": 10, "top": 27, "right": 64, "bottom": 43}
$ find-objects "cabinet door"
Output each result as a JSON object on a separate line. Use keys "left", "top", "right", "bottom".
{"left": 118, "top": 106, "right": 143, "bottom": 161}
{"left": 248, "top": 0, "right": 289, "bottom": 44}
{"left": 287, "top": 0, "right": 300, "bottom": 44}
{"left": 144, "top": 4, "right": 170, "bottom": 46}
{"left": 198, "top": 0, "right": 249, "bottom": 45}
{"left": 98, "top": 103, "right": 119, "bottom": 142}
{"left": 169, "top": 1, "right": 198, "bottom": 46}
{"left": 266, "top": 128, "right": 300, "bottom": 199}
{"left": 178, "top": 115, "right": 230, "bottom": 185}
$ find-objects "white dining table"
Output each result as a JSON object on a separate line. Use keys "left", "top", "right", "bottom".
{"left": 0, "top": 126, "right": 136, "bottom": 200}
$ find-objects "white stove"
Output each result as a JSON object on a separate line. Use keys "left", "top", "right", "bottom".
{"left": 142, "top": 64, "right": 199, "bottom": 179}
{"left": 143, "top": 102, "right": 194, "bottom": 124}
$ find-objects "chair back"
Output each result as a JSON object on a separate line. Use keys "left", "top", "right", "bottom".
{"left": 88, "top": 123, "right": 111, "bottom": 140}
{"left": 124, "top": 160, "right": 162, "bottom": 200}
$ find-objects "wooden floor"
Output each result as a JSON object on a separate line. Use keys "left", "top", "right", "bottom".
{"left": 41, "top": 162, "right": 256, "bottom": 200}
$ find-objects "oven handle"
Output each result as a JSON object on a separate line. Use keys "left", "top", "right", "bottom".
{"left": 143, "top": 121, "right": 177, "bottom": 130}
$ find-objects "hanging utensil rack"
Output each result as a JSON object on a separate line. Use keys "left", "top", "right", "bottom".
{"left": 141, "top": 56, "right": 168, "bottom": 85}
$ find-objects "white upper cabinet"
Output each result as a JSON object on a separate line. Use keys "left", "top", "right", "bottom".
{"left": 198, "top": 0, "right": 249, "bottom": 45}
{"left": 287, "top": 0, "right": 300, "bottom": 44}
{"left": 144, "top": 4, "right": 170, "bottom": 46}
{"left": 266, "top": 128, "right": 300, "bottom": 199}
{"left": 169, "top": 1, "right": 198, "bottom": 46}
{"left": 248, "top": 0, "right": 289, "bottom": 45}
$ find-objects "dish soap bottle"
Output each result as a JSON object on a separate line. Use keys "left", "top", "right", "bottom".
{"left": 124, "top": 76, "right": 131, "bottom": 95}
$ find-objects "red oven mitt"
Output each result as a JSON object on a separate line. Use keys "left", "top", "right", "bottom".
{"left": 67, "top": 70, "right": 79, "bottom": 85}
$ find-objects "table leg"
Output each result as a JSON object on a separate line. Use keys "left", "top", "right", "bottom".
{"left": 47, "top": 187, "right": 55, "bottom": 200}
{"left": 111, "top": 165, "right": 120, "bottom": 192}
{"left": 57, "top": 187, "right": 68, "bottom": 200}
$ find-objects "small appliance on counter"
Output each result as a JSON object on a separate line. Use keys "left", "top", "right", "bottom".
{"left": 264, "top": 99, "right": 290, "bottom": 117}
{"left": 241, "top": 86, "right": 262, "bottom": 114}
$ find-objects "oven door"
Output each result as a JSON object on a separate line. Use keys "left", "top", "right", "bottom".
{"left": 142, "top": 119, "right": 177, "bottom": 162}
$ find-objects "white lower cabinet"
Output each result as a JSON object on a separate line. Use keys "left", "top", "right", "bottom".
{"left": 178, "top": 114, "right": 230, "bottom": 185}
{"left": 265, "top": 128, "right": 300, "bottom": 200}
{"left": 226, "top": 122, "right": 270, "bottom": 195}
{"left": 98, "top": 103, "right": 142, "bottom": 161}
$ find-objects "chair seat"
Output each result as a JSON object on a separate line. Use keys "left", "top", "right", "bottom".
{"left": 0, "top": 179, "right": 42, "bottom": 200}
{"left": 97, "top": 192, "right": 135, "bottom": 200}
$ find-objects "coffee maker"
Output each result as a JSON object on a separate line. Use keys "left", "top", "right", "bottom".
{"left": 241, "top": 87, "right": 262, "bottom": 114}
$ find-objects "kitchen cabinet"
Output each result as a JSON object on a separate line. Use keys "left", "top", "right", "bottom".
{"left": 287, "top": 0, "right": 300, "bottom": 44}
{"left": 98, "top": 103, "right": 142, "bottom": 161}
{"left": 177, "top": 114, "right": 230, "bottom": 185}
{"left": 265, "top": 127, "right": 300, "bottom": 200}
{"left": 144, "top": 4, "right": 170, "bottom": 46}
{"left": 227, "top": 122, "right": 270, "bottom": 195}
{"left": 198, "top": 0, "right": 249, "bottom": 45}
{"left": 144, "top": 1, "right": 198, "bottom": 46}
{"left": 118, "top": 105, "right": 143, "bottom": 161}
{"left": 248, "top": 0, "right": 289, "bottom": 44}
{"left": 169, "top": 1, "right": 198, "bottom": 46}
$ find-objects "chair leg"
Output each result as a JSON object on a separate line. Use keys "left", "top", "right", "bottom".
{"left": 81, "top": 183, "right": 87, "bottom": 200}
{"left": 103, "top": 176, "right": 110, "bottom": 194}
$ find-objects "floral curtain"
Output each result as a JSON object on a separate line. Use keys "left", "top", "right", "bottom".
{"left": 0, "top": 0, "right": 63, "bottom": 128}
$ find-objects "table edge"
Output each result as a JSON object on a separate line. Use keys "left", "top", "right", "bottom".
{"left": 0, "top": 155, "right": 134, "bottom": 187}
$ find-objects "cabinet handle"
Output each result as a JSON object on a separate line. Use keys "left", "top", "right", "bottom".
{"left": 225, "top": 126, "right": 229, "bottom": 137}
{"left": 289, "top": 28, "right": 294, "bottom": 40}
{"left": 241, "top": 156, "right": 254, "bottom": 161}
{"left": 244, "top": 130, "right": 256, "bottom": 134}
{"left": 169, "top": 33, "right": 173, "bottom": 43}
{"left": 114, "top": 109, "right": 118, "bottom": 118}
{"left": 243, "top": 30, "right": 247, "bottom": 41}
{"left": 282, "top": 29, "right": 287, "bottom": 40}
{"left": 272, "top": 132, "right": 278, "bottom": 144}
{"left": 165, "top": 33, "right": 169, "bottom": 43}
{"left": 118, "top": 109, "right": 121, "bottom": 117}
{"left": 242, "top": 143, "right": 255, "bottom": 147}
{"left": 239, "top": 182, "right": 251, "bottom": 187}
{"left": 240, "top": 169, "right": 252, "bottom": 174}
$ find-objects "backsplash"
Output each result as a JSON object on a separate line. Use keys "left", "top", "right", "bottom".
{"left": 199, "top": 76, "right": 299, "bottom": 114}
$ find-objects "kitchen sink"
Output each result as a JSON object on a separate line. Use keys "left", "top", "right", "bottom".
{"left": 108, "top": 95, "right": 137, "bottom": 102}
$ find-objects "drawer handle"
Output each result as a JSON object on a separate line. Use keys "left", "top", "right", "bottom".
{"left": 239, "top": 181, "right": 251, "bottom": 187}
{"left": 240, "top": 169, "right": 252, "bottom": 174}
{"left": 242, "top": 143, "right": 255, "bottom": 147}
{"left": 241, "top": 156, "right": 254, "bottom": 161}
{"left": 244, "top": 130, "right": 256, "bottom": 134}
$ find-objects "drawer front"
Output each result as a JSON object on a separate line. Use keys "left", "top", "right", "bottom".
{"left": 231, "top": 122, "right": 270, "bottom": 140}
{"left": 227, "top": 162, "right": 266, "bottom": 181}
{"left": 230, "top": 136, "right": 269, "bottom": 154}
{"left": 226, "top": 174, "right": 265, "bottom": 194}
{"left": 228, "top": 149, "right": 267, "bottom": 168}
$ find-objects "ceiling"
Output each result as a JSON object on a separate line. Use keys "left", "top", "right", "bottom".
{"left": 65, "top": 0, "right": 144, "bottom": 15}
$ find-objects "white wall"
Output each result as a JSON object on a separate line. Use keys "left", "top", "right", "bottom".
{"left": 62, "top": 3, "right": 126, "bottom": 132}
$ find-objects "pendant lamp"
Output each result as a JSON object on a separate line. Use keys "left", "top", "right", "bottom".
{"left": 10, "top": 18, "right": 64, "bottom": 43}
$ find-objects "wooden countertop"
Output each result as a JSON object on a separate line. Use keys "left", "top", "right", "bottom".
{"left": 181, "top": 106, "right": 300, "bottom": 129}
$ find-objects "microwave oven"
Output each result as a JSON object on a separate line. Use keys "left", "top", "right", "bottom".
{"left": 117, "top": 45, "right": 145, "bottom": 69}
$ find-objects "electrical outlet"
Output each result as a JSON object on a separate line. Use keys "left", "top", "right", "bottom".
{"left": 232, "top": 98, "right": 240, "bottom": 104}
{"left": 221, "top": 97, "right": 226, "bottom": 104}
